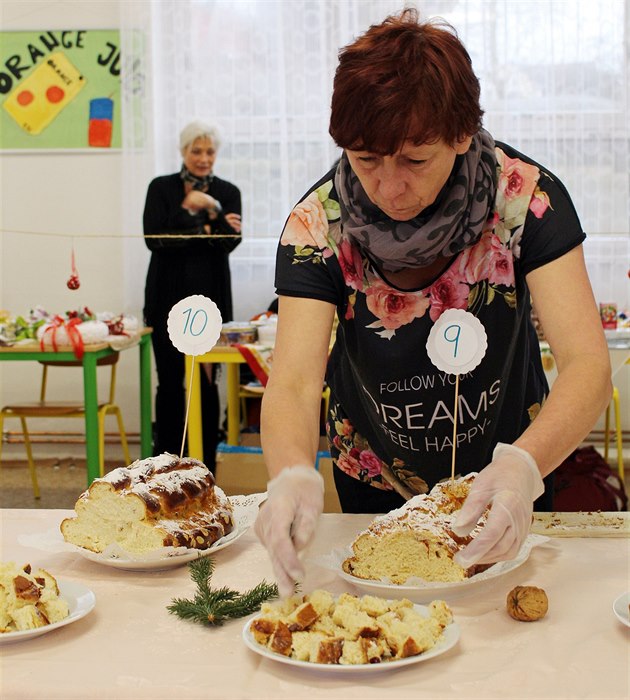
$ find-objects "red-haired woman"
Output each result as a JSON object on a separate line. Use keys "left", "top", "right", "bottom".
{"left": 254, "top": 9, "right": 611, "bottom": 597}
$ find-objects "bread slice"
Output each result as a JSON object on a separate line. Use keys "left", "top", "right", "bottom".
{"left": 342, "top": 474, "right": 486, "bottom": 584}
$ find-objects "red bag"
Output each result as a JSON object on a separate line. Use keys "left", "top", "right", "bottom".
{"left": 553, "top": 446, "right": 627, "bottom": 512}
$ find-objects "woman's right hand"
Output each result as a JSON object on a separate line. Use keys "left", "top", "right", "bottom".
{"left": 254, "top": 465, "right": 324, "bottom": 598}
{"left": 181, "top": 189, "right": 218, "bottom": 214}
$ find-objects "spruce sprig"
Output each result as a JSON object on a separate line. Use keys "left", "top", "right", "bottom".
{"left": 167, "top": 556, "right": 279, "bottom": 626}
{"left": 189, "top": 555, "right": 216, "bottom": 600}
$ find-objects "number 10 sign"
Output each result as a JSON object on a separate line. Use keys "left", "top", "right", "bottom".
{"left": 167, "top": 295, "right": 223, "bottom": 356}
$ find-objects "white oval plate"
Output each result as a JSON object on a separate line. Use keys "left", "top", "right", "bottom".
{"left": 331, "top": 535, "right": 542, "bottom": 604}
{"left": 612, "top": 592, "right": 630, "bottom": 627}
{"left": 55, "top": 493, "right": 264, "bottom": 571}
{"left": 0, "top": 580, "right": 96, "bottom": 645}
{"left": 242, "top": 603, "right": 460, "bottom": 673}
{"left": 73, "top": 525, "right": 246, "bottom": 571}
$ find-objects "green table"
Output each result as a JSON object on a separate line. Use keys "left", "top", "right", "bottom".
{"left": 0, "top": 328, "right": 153, "bottom": 485}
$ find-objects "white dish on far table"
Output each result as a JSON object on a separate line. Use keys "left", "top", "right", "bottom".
{"left": 242, "top": 603, "right": 460, "bottom": 673}
{"left": 612, "top": 592, "right": 630, "bottom": 627}
{"left": 0, "top": 580, "right": 95, "bottom": 645}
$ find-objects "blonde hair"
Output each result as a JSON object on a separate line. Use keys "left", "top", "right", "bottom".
{"left": 179, "top": 120, "right": 221, "bottom": 155}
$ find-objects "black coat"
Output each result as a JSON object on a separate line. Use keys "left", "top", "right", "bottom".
{"left": 143, "top": 172, "right": 242, "bottom": 326}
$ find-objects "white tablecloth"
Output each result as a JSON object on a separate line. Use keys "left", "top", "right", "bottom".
{"left": 1, "top": 509, "right": 628, "bottom": 700}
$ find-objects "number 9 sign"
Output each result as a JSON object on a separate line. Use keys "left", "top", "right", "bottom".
{"left": 167, "top": 295, "right": 223, "bottom": 356}
{"left": 426, "top": 308, "right": 487, "bottom": 375}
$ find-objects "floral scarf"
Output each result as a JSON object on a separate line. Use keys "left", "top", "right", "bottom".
{"left": 180, "top": 165, "right": 213, "bottom": 192}
{"left": 334, "top": 129, "right": 497, "bottom": 273}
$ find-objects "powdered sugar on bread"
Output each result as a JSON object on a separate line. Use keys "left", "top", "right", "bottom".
{"left": 61, "top": 453, "right": 234, "bottom": 554}
{"left": 343, "top": 474, "right": 487, "bottom": 584}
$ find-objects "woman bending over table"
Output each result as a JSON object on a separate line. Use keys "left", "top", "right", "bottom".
{"left": 254, "top": 9, "right": 612, "bottom": 597}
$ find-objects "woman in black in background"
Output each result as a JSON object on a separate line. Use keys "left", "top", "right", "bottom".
{"left": 143, "top": 120, "right": 242, "bottom": 470}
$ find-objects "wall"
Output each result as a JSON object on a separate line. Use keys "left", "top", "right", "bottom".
{"left": 0, "top": 1, "right": 265, "bottom": 456}
{"left": 0, "top": 1, "right": 149, "bottom": 450}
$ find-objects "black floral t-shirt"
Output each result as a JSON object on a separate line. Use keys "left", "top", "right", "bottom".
{"left": 275, "top": 142, "right": 585, "bottom": 496}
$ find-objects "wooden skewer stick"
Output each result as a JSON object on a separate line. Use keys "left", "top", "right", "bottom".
{"left": 451, "top": 373, "right": 460, "bottom": 483}
{"left": 181, "top": 357, "right": 196, "bottom": 459}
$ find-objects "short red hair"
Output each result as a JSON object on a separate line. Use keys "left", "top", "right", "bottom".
{"left": 329, "top": 8, "right": 483, "bottom": 154}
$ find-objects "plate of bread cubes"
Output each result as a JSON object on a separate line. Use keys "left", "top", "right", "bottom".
{"left": 0, "top": 562, "right": 95, "bottom": 644}
{"left": 243, "top": 589, "right": 459, "bottom": 671}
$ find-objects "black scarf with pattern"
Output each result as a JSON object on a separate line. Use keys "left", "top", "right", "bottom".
{"left": 334, "top": 129, "right": 497, "bottom": 273}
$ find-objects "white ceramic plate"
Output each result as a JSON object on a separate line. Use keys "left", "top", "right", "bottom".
{"left": 612, "top": 592, "right": 630, "bottom": 627}
{"left": 73, "top": 525, "right": 246, "bottom": 571}
{"left": 242, "top": 603, "right": 460, "bottom": 673}
{"left": 0, "top": 580, "right": 96, "bottom": 645}
{"left": 331, "top": 536, "right": 542, "bottom": 604}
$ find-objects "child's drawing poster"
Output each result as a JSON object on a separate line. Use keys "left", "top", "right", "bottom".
{"left": 0, "top": 30, "right": 122, "bottom": 150}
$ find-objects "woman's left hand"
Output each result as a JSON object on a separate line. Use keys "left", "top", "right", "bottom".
{"left": 451, "top": 443, "right": 545, "bottom": 567}
{"left": 224, "top": 212, "right": 242, "bottom": 233}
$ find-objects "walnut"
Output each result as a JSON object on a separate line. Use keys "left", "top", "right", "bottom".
{"left": 507, "top": 585, "right": 548, "bottom": 621}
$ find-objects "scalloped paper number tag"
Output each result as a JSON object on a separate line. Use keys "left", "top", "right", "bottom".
{"left": 167, "top": 295, "right": 222, "bottom": 356}
{"left": 426, "top": 309, "right": 487, "bottom": 375}
{"left": 427, "top": 309, "right": 488, "bottom": 481}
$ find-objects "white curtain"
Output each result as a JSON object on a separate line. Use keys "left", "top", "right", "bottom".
{"left": 121, "top": 0, "right": 630, "bottom": 320}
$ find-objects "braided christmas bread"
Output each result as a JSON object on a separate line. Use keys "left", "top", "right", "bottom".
{"left": 342, "top": 474, "right": 489, "bottom": 584}
{"left": 60, "top": 453, "right": 234, "bottom": 554}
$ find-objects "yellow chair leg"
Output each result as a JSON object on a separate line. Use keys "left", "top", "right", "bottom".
{"left": 240, "top": 396, "right": 248, "bottom": 431}
{"left": 98, "top": 407, "right": 131, "bottom": 477}
{"left": 604, "top": 403, "right": 611, "bottom": 463}
{"left": 0, "top": 413, "right": 5, "bottom": 464}
{"left": 114, "top": 408, "right": 131, "bottom": 466}
{"left": 612, "top": 388, "right": 624, "bottom": 482}
{"left": 98, "top": 410, "right": 107, "bottom": 477}
{"left": 322, "top": 386, "right": 330, "bottom": 421}
{"left": 19, "top": 417, "right": 40, "bottom": 499}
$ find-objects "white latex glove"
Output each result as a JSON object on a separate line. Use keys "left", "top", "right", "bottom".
{"left": 452, "top": 443, "right": 544, "bottom": 568}
{"left": 254, "top": 465, "right": 324, "bottom": 598}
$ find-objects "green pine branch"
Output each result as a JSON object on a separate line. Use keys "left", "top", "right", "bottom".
{"left": 167, "top": 557, "right": 279, "bottom": 626}
{"left": 189, "top": 556, "right": 214, "bottom": 599}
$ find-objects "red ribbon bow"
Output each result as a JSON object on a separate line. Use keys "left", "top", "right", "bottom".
{"left": 39, "top": 316, "right": 85, "bottom": 359}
